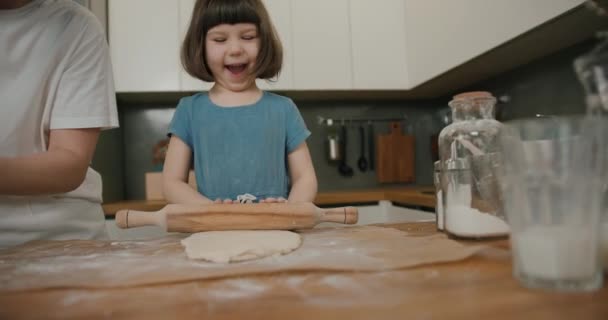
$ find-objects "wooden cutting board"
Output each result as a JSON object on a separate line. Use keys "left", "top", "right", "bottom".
{"left": 376, "top": 122, "right": 415, "bottom": 183}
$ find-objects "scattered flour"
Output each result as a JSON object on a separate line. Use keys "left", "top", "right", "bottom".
{"left": 291, "top": 273, "right": 403, "bottom": 307}
{"left": 424, "top": 269, "right": 440, "bottom": 279}
{"left": 322, "top": 274, "right": 364, "bottom": 291}
{"left": 62, "top": 291, "right": 109, "bottom": 307}
{"left": 285, "top": 275, "right": 309, "bottom": 287}
{"left": 206, "top": 279, "right": 270, "bottom": 300}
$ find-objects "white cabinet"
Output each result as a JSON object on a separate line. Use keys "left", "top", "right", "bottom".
{"left": 108, "top": 0, "right": 181, "bottom": 92}
{"left": 109, "top": 0, "right": 211, "bottom": 93}
{"left": 109, "top": 0, "right": 585, "bottom": 93}
{"left": 257, "top": 0, "right": 294, "bottom": 90}
{"left": 350, "top": 0, "right": 409, "bottom": 89}
{"left": 178, "top": 0, "right": 213, "bottom": 92}
{"left": 404, "top": 0, "right": 585, "bottom": 89}
{"left": 292, "top": 0, "right": 352, "bottom": 90}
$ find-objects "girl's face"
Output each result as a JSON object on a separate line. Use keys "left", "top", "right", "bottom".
{"left": 205, "top": 23, "right": 260, "bottom": 92}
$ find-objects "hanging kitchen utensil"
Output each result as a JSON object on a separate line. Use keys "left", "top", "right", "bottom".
{"left": 338, "top": 123, "right": 354, "bottom": 177}
{"left": 326, "top": 124, "right": 342, "bottom": 162}
{"left": 357, "top": 125, "right": 368, "bottom": 172}
{"left": 376, "top": 121, "right": 415, "bottom": 183}
{"left": 368, "top": 121, "right": 375, "bottom": 171}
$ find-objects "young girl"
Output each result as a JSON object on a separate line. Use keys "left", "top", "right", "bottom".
{"left": 163, "top": 0, "right": 317, "bottom": 204}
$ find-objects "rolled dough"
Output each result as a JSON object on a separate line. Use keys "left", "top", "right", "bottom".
{"left": 181, "top": 230, "right": 302, "bottom": 263}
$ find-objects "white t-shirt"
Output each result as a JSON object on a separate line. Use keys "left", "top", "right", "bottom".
{"left": 0, "top": 0, "right": 119, "bottom": 248}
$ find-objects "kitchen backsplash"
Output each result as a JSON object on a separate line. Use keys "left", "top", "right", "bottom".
{"left": 455, "top": 40, "right": 593, "bottom": 120}
{"left": 93, "top": 40, "right": 595, "bottom": 203}
{"left": 102, "top": 100, "right": 443, "bottom": 201}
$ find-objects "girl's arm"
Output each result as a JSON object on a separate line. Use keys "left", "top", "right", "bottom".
{"left": 162, "top": 135, "right": 214, "bottom": 204}
{"left": 0, "top": 128, "right": 100, "bottom": 195}
{"left": 286, "top": 142, "right": 318, "bottom": 202}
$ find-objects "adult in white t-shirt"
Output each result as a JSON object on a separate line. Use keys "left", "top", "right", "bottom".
{"left": 0, "top": 0, "right": 119, "bottom": 248}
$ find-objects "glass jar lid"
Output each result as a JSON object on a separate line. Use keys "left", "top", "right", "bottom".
{"left": 449, "top": 91, "right": 497, "bottom": 108}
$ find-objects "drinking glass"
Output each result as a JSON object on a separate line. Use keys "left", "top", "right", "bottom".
{"left": 498, "top": 116, "right": 605, "bottom": 292}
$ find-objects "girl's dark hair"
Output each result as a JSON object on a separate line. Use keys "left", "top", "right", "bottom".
{"left": 182, "top": 0, "right": 283, "bottom": 82}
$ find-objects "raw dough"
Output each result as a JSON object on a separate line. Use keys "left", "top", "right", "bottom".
{"left": 181, "top": 230, "right": 302, "bottom": 263}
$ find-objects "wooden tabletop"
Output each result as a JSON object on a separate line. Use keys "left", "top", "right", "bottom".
{"left": 102, "top": 186, "right": 436, "bottom": 217}
{"left": 1, "top": 222, "right": 606, "bottom": 320}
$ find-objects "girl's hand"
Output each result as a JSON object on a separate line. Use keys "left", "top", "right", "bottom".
{"left": 214, "top": 198, "right": 234, "bottom": 204}
{"left": 260, "top": 197, "right": 287, "bottom": 203}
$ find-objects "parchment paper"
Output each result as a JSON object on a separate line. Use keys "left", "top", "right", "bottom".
{"left": 0, "top": 226, "right": 485, "bottom": 291}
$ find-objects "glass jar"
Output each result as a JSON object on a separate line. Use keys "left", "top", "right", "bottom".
{"left": 574, "top": 31, "right": 608, "bottom": 116}
{"left": 433, "top": 161, "right": 444, "bottom": 231}
{"left": 438, "top": 91, "right": 509, "bottom": 239}
{"left": 574, "top": 32, "right": 608, "bottom": 270}
{"left": 603, "top": 193, "right": 608, "bottom": 271}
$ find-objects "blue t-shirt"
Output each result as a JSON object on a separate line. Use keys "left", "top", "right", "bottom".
{"left": 168, "top": 91, "right": 310, "bottom": 201}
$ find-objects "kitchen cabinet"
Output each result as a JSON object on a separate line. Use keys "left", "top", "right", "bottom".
{"left": 108, "top": 0, "right": 181, "bottom": 92}
{"left": 178, "top": 0, "right": 213, "bottom": 92}
{"left": 292, "top": 0, "right": 352, "bottom": 90}
{"left": 404, "top": 0, "right": 585, "bottom": 89}
{"left": 257, "top": 0, "right": 294, "bottom": 90}
{"left": 110, "top": 0, "right": 291, "bottom": 92}
{"left": 109, "top": 0, "right": 587, "bottom": 93}
{"left": 350, "top": 0, "right": 409, "bottom": 89}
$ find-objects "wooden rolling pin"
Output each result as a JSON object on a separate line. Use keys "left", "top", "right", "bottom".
{"left": 115, "top": 202, "right": 358, "bottom": 232}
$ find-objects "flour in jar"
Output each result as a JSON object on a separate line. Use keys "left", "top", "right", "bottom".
{"left": 436, "top": 190, "right": 444, "bottom": 230}
{"left": 445, "top": 184, "right": 509, "bottom": 237}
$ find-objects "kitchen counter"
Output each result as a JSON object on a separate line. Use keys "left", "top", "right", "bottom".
{"left": 102, "top": 186, "right": 436, "bottom": 217}
{"left": 1, "top": 222, "right": 606, "bottom": 319}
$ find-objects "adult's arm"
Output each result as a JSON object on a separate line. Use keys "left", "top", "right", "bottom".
{"left": 0, "top": 128, "right": 100, "bottom": 195}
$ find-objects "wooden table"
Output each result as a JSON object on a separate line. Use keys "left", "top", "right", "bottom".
{"left": 1, "top": 222, "right": 606, "bottom": 320}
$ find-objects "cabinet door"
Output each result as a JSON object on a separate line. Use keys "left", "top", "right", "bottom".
{"left": 350, "top": 0, "right": 408, "bottom": 89}
{"left": 292, "top": 0, "right": 352, "bottom": 90}
{"left": 178, "top": 0, "right": 213, "bottom": 92}
{"left": 108, "top": 0, "right": 180, "bottom": 92}
{"left": 404, "top": 0, "right": 584, "bottom": 89}
{"left": 257, "top": 0, "right": 294, "bottom": 90}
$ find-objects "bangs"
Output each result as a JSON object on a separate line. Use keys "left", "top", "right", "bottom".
{"left": 202, "top": 0, "right": 260, "bottom": 33}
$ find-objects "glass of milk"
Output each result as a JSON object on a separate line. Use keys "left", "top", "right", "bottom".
{"left": 499, "top": 116, "right": 605, "bottom": 292}
{"left": 600, "top": 132, "right": 608, "bottom": 273}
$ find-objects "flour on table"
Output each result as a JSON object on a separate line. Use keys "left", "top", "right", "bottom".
{"left": 181, "top": 230, "right": 302, "bottom": 263}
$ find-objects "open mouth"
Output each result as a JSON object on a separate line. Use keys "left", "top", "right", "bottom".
{"left": 225, "top": 63, "right": 248, "bottom": 75}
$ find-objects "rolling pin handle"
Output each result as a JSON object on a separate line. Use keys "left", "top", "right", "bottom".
{"left": 344, "top": 206, "right": 358, "bottom": 224}
{"left": 115, "top": 209, "right": 130, "bottom": 229}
